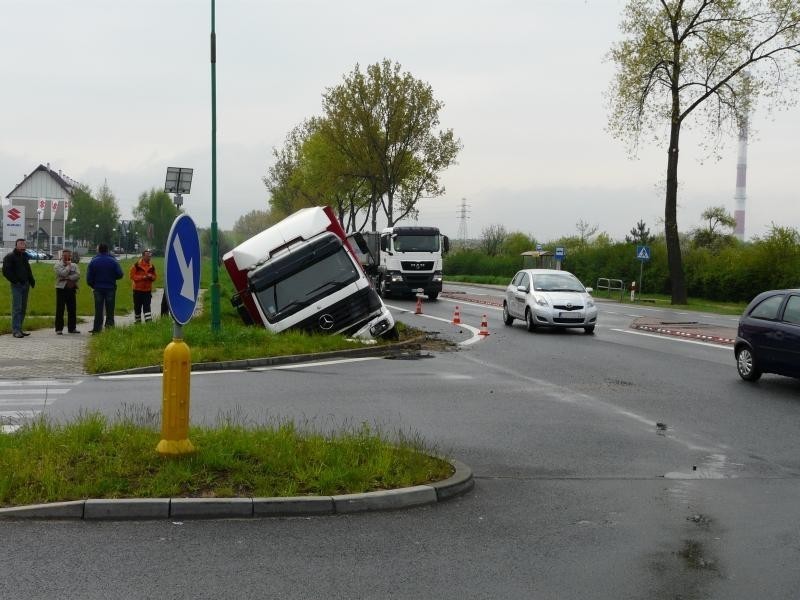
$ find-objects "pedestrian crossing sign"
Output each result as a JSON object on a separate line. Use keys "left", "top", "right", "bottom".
{"left": 636, "top": 245, "right": 651, "bottom": 261}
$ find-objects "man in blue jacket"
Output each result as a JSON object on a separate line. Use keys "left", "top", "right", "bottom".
{"left": 86, "top": 243, "right": 123, "bottom": 333}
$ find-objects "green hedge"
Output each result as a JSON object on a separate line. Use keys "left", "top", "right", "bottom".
{"left": 444, "top": 228, "right": 800, "bottom": 303}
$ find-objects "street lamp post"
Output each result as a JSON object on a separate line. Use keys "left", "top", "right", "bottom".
{"left": 71, "top": 218, "right": 77, "bottom": 254}
{"left": 210, "top": 0, "right": 220, "bottom": 332}
{"left": 95, "top": 223, "right": 99, "bottom": 246}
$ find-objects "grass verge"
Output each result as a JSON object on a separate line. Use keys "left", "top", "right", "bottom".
{"left": 0, "top": 407, "right": 452, "bottom": 507}
{"left": 86, "top": 314, "right": 418, "bottom": 373}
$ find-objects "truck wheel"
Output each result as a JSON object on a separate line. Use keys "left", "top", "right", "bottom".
{"left": 427, "top": 292, "right": 439, "bottom": 301}
{"left": 378, "top": 278, "right": 389, "bottom": 299}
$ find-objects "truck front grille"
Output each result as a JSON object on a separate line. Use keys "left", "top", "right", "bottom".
{"left": 401, "top": 261, "right": 434, "bottom": 271}
{"left": 292, "top": 287, "right": 382, "bottom": 335}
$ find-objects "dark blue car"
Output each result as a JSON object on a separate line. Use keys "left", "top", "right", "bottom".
{"left": 735, "top": 289, "right": 800, "bottom": 381}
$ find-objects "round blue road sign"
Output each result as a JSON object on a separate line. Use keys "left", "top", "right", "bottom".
{"left": 165, "top": 215, "right": 201, "bottom": 325}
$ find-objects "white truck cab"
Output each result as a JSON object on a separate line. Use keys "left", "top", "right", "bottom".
{"left": 223, "top": 206, "right": 395, "bottom": 339}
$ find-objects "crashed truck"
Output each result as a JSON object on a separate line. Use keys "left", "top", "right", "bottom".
{"left": 223, "top": 206, "right": 396, "bottom": 340}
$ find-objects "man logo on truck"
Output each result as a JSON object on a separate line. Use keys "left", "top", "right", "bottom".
{"left": 318, "top": 314, "right": 335, "bottom": 330}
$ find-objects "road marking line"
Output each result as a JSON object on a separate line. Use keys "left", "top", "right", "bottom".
{"left": 386, "top": 303, "right": 483, "bottom": 345}
{"left": 100, "top": 357, "right": 384, "bottom": 379}
{"left": 0, "top": 380, "right": 83, "bottom": 387}
{"left": 0, "top": 389, "right": 70, "bottom": 395}
{"left": 610, "top": 328, "right": 732, "bottom": 350}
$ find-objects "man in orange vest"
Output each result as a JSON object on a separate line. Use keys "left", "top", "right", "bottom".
{"left": 129, "top": 249, "right": 157, "bottom": 323}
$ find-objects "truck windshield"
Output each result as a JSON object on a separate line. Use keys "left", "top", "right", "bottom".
{"left": 393, "top": 235, "right": 439, "bottom": 252}
{"left": 253, "top": 248, "right": 360, "bottom": 322}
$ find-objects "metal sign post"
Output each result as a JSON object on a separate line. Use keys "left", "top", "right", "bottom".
{"left": 157, "top": 215, "right": 201, "bottom": 456}
{"left": 636, "top": 245, "right": 651, "bottom": 301}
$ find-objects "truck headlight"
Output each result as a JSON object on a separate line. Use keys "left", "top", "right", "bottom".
{"left": 391, "top": 273, "right": 403, "bottom": 282}
{"left": 433, "top": 271, "right": 442, "bottom": 282}
{"left": 370, "top": 319, "right": 390, "bottom": 336}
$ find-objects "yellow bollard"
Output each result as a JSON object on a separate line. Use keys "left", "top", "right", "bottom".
{"left": 156, "top": 337, "right": 195, "bottom": 455}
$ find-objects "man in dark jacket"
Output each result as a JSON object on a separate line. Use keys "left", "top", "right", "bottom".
{"left": 2, "top": 239, "right": 36, "bottom": 338}
{"left": 86, "top": 243, "right": 123, "bottom": 333}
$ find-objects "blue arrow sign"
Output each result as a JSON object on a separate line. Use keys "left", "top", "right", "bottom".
{"left": 636, "top": 245, "right": 651, "bottom": 261}
{"left": 165, "top": 214, "right": 201, "bottom": 325}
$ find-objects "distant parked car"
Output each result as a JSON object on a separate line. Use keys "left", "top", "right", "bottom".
{"left": 734, "top": 289, "right": 800, "bottom": 381}
{"left": 503, "top": 268, "right": 598, "bottom": 334}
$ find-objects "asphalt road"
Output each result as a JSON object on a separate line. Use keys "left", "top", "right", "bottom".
{"left": 2, "top": 287, "right": 799, "bottom": 599}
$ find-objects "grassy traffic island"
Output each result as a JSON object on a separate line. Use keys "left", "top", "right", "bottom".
{"left": 0, "top": 409, "right": 454, "bottom": 509}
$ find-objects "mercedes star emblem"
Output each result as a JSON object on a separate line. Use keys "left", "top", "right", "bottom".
{"left": 318, "top": 314, "right": 335, "bottom": 330}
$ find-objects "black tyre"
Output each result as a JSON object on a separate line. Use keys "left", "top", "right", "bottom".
{"left": 378, "top": 277, "right": 389, "bottom": 299}
{"left": 525, "top": 308, "right": 537, "bottom": 332}
{"left": 584, "top": 325, "right": 595, "bottom": 334}
{"left": 428, "top": 292, "right": 439, "bottom": 301}
{"left": 736, "top": 346, "right": 762, "bottom": 381}
{"left": 503, "top": 303, "right": 514, "bottom": 326}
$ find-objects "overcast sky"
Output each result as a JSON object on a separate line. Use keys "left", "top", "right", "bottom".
{"left": 2, "top": 0, "right": 797, "bottom": 242}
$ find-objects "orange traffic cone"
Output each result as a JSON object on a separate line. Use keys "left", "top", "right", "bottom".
{"left": 479, "top": 314, "right": 490, "bottom": 336}
{"left": 414, "top": 295, "right": 423, "bottom": 315}
{"left": 452, "top": 306, "right": 461, "bottom": 325}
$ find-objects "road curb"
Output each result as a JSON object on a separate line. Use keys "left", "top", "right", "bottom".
{"left": 0, "top": 460, "right": 473, "bottom": 521}
{"left": 631, "top": 322, "right": 735, "bottom": 345}
{"left": 100, "top": 336, "right": 428, "bottom": 376}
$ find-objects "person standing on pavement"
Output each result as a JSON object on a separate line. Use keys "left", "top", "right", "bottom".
{"left": 54, "top": 249, "right": 80, "bottom": 335}
{"left": 2, "top": 239, "right": 36, "bottom": 338}
{"left": 86, "top": 243, "right": 123, "bottom": 334}
{"left": 129, "top": 249, "right": 156, "bottom": 323}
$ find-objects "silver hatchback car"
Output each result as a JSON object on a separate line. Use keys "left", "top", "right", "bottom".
{"left": 503, "top": 269, "right": 598, "bottom": 334}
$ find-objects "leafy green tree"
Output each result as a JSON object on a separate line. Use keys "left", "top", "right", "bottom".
{"left": 132, "top": 188, "right": 181, "bottom": 252}
{"left": 320, "top": 59, "right": 462, "bottom": 229}
{"left": 199, "top": 227, "right": 234, "bottom": 263}
{"left": 692, "top": 205, "right": 737, "bottom": 250}
{"left": 232, "top": 209, "right": 274, "bottom": 242}
{"left": 68, "top": 183, "right": 120, "bottom": 249}
{"left": 608, "top": 0, "right": 800, "bottom": 304}
{"left": 502, "top": 232, "right": 534, "bottom": 257}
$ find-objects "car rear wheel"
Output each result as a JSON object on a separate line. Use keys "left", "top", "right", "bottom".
{"left": 525, "top": 308, "right": 537, "bottom": 332}
{"left": 503, "top": 303, "right": 513, "bottom": 325}
{"left": 736, "top": 347, "right": 762, "bottom": 381}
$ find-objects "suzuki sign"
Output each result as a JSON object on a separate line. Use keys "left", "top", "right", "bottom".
{"left": 3, "top": 205, "right": 26, "bottom": 243}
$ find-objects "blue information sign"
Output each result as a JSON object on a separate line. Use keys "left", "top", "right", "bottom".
{"left": 555, "top": 246, "right": 565, "bottom": 260}
{"left": 636, "top": 245, "right": 651, "bottom": 262}
{"left": 165, "top": 215, "right": 201, "bottom": 325}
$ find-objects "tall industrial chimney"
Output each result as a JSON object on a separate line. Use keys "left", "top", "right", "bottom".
{"left": 733, "top": 116, "right": 747, "bottom": 241}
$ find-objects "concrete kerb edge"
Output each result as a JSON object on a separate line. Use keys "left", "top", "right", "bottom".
{"left": 0, "top": 459, "right": 473, "bottom": 521}
{"left": 100, "top": 336, "right": 428, "bottom": 376}
{"left": 631, "top": 323, "right": 735, "bottom": 345}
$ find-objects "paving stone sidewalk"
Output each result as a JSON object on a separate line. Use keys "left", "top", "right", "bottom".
{"left": 0, "top": 289, "right": 165, "bottom": 379}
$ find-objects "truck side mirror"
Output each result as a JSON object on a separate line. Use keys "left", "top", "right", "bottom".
{"left": 442, "top": 235, "right": 450, "bottom": 255}
{"left": 351, "top": 232, "right": 369, "bottom": 254}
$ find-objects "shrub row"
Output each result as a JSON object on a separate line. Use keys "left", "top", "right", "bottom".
{"left": 445, "top": 229, "right": 800, "bottom": 303}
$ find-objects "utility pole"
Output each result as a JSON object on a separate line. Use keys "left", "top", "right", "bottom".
{"left": 456, "top": 198, "right": 470, "bottom": 245}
